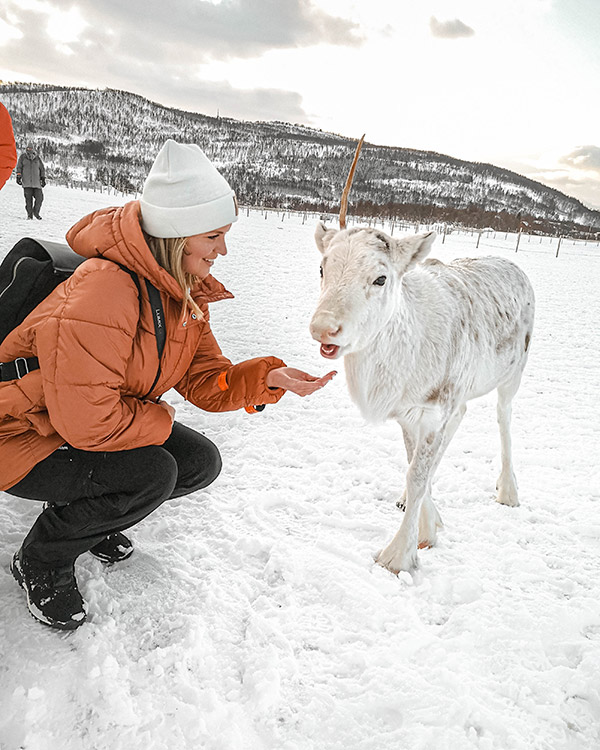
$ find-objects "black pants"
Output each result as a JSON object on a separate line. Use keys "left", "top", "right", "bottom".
{"left": 6, "top": 422, "right": 222, "bottom": 566}
{"left": 23, "top": 187, "right": 44, "bottom": 218}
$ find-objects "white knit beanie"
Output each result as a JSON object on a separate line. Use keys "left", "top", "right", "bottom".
{"left": 139, "top": 139, "right": 238, "bottom": 238}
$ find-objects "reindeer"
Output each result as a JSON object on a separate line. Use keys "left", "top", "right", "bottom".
{"left": 309, "top": 138, "right": 535, "bottom": 574}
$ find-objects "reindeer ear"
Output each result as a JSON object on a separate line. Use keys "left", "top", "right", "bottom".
{"left": 394, "top": 231, "right": 437, "bottom": 269}
{"left": 314, "top": 221, "right": 338, "bottom": 254}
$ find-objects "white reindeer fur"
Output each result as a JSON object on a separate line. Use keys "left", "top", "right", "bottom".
{"left": 310, "top": 222, "right": 535, "bottom": 574}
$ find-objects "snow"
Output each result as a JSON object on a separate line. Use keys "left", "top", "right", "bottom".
{"left": 0, "top": 182, "right": 599, "bottom": 750}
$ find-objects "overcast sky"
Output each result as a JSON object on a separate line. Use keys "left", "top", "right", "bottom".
{"left": 1, "top": 0, "right": 599, "bottom": 209}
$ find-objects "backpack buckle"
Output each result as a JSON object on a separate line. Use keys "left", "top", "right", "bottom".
{"left": 14, "top": 357, "right": 30, "bottom": 379}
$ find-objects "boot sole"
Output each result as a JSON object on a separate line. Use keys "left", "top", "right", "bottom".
{"left": 89, "top": 541, "right": 134, "bottom": 564}
{"left": 10, "top": 555, "right": 86, "bottom": 631}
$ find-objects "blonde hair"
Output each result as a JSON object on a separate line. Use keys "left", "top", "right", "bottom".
{"left": 145, "top": 234, "right": 203, "bottom": 321}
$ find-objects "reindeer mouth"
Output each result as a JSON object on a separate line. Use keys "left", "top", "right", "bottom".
{"left": 320, "top": 343, "right": 341, "bottom": 359}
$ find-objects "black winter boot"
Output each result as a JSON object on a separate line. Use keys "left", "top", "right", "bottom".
{"left": 10, "top": 548, "right": 86, "bottom": 630}
{"left": 40, "top": 504, "right": 133, "bottom": 564}
{"left": 89, "top": 532, "right": 134, "bottom": 563}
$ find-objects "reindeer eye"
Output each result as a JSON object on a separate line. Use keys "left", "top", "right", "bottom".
{"left": 320, "top": 266, "right": 323, "bottom": 278}
{"left": 373, "top": 276, "right": 386, "bottom": 286}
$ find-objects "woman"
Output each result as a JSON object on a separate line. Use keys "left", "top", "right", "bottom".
{"left": 0, "top": 140, "right": 335, "bottom": 630}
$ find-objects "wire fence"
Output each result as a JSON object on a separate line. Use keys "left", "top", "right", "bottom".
{"left": 243, "top": 206, "right": 600, "bottom": 258}
{"left": 19, "top": 179, "right": 599, "bottom": 258}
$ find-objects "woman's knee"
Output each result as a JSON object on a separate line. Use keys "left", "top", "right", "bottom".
{"left": 182, "top": 440, "right": 222, "bottom": 494}
{"left": 168, "top": 437, "right": 222, "bottom": 497}
{"left": 146, "top": 446, "right": 179, "bottom": 490}
{"left": 162, "top": 423, "right": 222, "bottom": 495}
{"left": 198, "top": 439, "right": 222, "bottom": 488}
{"left": 135, "top": 446, "right": 179, "bottom": 499}
{"left": 98, "top": 446, "right": 178, "bottom": 512}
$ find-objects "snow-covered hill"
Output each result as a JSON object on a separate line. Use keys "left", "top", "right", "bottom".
{"left": 2, "top": 82, "right": 599, "bottom": 235}
{"left": 0, "top": 183, "right": 599, "bottom": 749}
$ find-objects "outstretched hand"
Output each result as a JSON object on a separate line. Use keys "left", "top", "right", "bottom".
{"left": 266, "top": 367, "right": 337, "bottom": 397}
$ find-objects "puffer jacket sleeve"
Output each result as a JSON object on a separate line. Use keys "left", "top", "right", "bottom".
{"left": 175, "top": 316, "right": 286, "bottom": 413}
{"left": 0, "top": 104, "right": 17, "bottom": 189}
{"left": 36, "top": 263, "right": 173, "bottom": 450}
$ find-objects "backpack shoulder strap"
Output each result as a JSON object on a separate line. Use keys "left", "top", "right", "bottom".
{"left": 116, "top": 265, "right": 166, "bottom": 400}
{"left": 142, "top": 278, "right": 166, "bottom": 399}
{"left": 143, "top": 278, "right": 166, "bottom": 362}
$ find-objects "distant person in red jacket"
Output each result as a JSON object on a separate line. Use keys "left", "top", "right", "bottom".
{"left": 0, "top": 102, "right": 17, "bottom": 191}
{"left": 16, "top": 143, "right": 46, "bottom": 219}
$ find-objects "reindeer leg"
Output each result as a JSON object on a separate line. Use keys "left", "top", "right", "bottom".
{"left": 496, "top": 377, "right": 521, "bottom": 507}
{"left": 417, "top": 403, "right": 466, "bottom": 546}
{"left": 396, "top": 426, "right": 416, "bottom": 511}
{"left": 376, "top": 427, "right": 445, "bottom": 574}
{"left": 418, "top": 491, "right": 443, "bottom": 549}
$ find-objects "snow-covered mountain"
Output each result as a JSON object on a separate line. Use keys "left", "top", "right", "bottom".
{"left": 2, "top": 82, "right": 599, "bottom": 234}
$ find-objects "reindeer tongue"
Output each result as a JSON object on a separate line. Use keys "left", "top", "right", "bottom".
{"left": 320, "top": 343, "right": 340, "bottom": 359}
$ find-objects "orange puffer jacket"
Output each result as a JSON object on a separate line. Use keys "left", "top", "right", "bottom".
{"left": 0, "top": 103, "right": 17, "bottom": 190}
{"left": 0, "top": 201, "right": 286, "bottom": 490}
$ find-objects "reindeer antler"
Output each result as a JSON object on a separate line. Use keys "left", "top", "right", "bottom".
{"left": 339, "top": 134, "right": 365, "bottom": 230}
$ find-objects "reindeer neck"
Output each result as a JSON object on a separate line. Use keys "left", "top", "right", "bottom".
{"left": 343, "top": 278, "right": 423, "bottom": 422}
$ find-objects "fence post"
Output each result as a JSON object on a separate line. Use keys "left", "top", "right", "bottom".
{"left": 555, "top": 236, "right": 562, "bottom": 258}
{"left": 515, "top": 229, "right": 522, "bottom": 253}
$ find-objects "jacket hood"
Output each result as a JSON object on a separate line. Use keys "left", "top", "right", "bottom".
{"left": 66, "top": 200, "right": 233, "bottom": 304}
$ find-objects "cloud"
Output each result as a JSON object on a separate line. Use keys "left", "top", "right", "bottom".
{"left": 128, "top": 73, "right": 310, "bottom": 124}
{"left": 45, "top": 6, "right": 87, "bottom": 45}
{"left": 0, "top": 15, "right": 22, "bottom": 43}
{"left": 1, "top": 0, "right": 354, "bottom": 124}
{"left": 561, "top": 145, "right": 600, "bottom": 173}
{"left": 521, "top": 164, "right": 600, "bottom": 211}
{"left": 90, "top": 0, "right": 363, "bottom": 59}
{"left": 1, "top": 0, "right": 363, "bottom": 62}
{"left": 430, "top": 16, "right": 475, "bottom": 39}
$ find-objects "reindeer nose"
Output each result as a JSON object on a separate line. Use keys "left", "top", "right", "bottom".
{"left": 310, "top": 312, "right": 342, "bottom": 342}
{"left": 310, "top": 324, "right": 342, "bottom": 342}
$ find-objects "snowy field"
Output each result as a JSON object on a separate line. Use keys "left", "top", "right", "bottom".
{"left": 1, "top": 182, "right": 599, "bottom": 750}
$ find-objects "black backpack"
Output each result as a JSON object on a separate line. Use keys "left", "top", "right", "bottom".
{"left": 0, "top": 238, "right": 84, "bottom": 346}
{"left": 0, "top": 237, "right": 165, "bottom": 397}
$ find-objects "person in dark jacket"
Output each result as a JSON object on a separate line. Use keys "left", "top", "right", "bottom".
{"left": 1, "top": 139, "right": 336, "bottom": 630}
{"left": 0, "top": 102, "right": 17, "bottom": 190}
{"left": 16, "top": 143, "right": 46, "bottom": 219}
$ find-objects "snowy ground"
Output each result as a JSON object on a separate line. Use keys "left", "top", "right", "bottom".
{"left": 0, "top": 182, "right": 599, "bottom": 750}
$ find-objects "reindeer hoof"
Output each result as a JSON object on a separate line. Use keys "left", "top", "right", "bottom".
{"left": 496, "top": 485, "right": 519, "bottom": 507}
{"left": 496, "top": 494, "right": 520, "bottom": 508}
{"left": 396, "top": 500, "right": 406, "bottom": 512}
{"left": 417, "top": 541, "right": 433, "bottom": 550}
{"left": 496, "top": 473, "right": 519, "bottom": 507}
{"left": 374, "top": 547, "right": 418, "bottom": 575}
